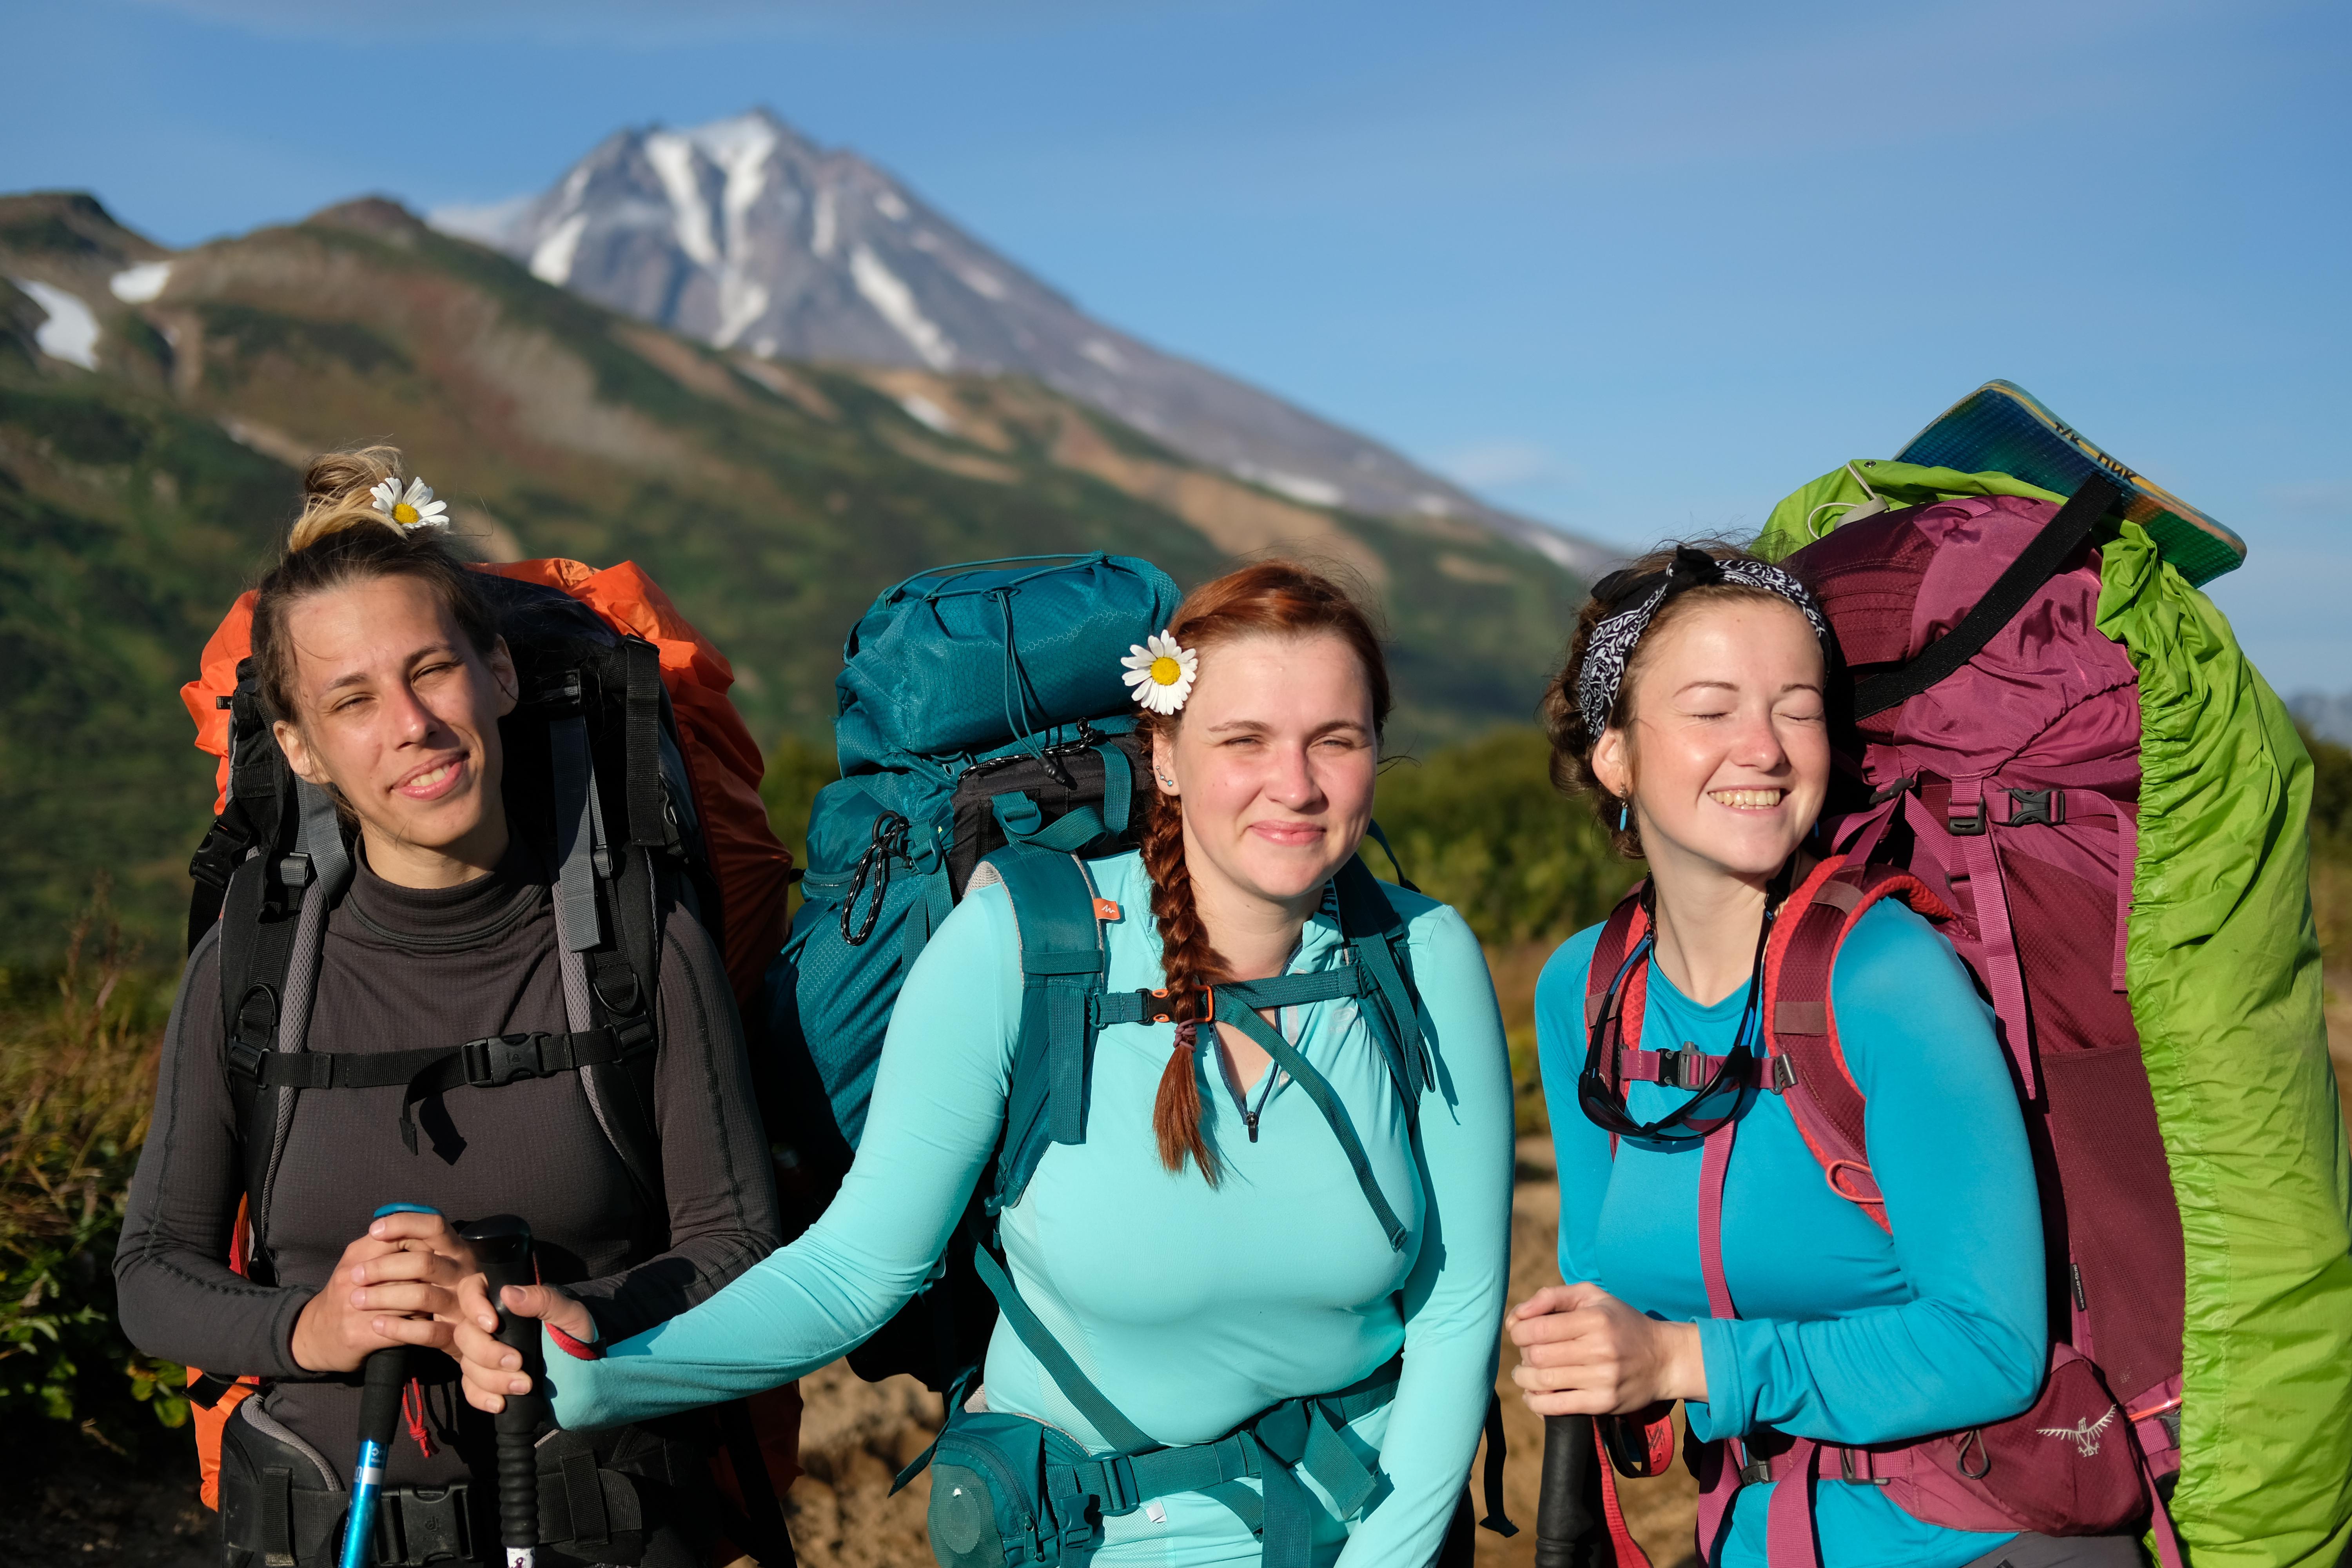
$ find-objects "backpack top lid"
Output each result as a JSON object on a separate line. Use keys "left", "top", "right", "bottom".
{"left": 833, "top": 553, "right": 1183, "bottom": 774}
{"left": 1894, "top": 379, "right": 2244, "bottom": 586}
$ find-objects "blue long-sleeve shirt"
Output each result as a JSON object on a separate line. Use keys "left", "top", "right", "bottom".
{"left": 1538, "top": 899, "right": 2046, "bottom": 1568}
{"left": 547, "top": 849, "right": 1516, "bottom": 1567}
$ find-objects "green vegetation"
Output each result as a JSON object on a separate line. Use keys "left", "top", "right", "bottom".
{"left": 0, "top": 382, "right": 290, "bottom": 963}
{"left": 0, "top": 893, "right": 186, "bottom": 1452}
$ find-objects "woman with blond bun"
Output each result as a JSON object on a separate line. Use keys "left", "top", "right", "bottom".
{"left": 1509, "top": 544, "right": 2123, "bottom": 1567}
{"left": 465, "top": 562, "right": 1517, "bottom": 1568}
{"left": 116, "top": 448, "right": 780, "bottom": 1568}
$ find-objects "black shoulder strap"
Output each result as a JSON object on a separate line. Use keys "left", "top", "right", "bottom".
{"left": 221, "top": 779, "right": 352, "bottom": 1272}
{"left": 189, "top": 659, "right": 295, "bottom": 952}
{"left": 1850, "top": 475, "right": 2121, "bottom": 720}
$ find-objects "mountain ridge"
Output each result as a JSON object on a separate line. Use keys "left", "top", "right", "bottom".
{"left": 432, "top": 107, "right": 1613, "bottom": 576}
{"left": 0, "top": 188, "right": 1590, "bottom": 958}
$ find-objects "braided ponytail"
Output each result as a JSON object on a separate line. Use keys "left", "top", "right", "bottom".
{"left": 1139, "top": 764, "right": 1230, "bottom": 1181}
{"left": 1134, "top": 560, "right": 1391, "bottom": 1182}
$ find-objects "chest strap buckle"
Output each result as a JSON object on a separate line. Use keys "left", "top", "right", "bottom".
{"left": 459, "top": 1031, "right": 552, "bottom": 1089}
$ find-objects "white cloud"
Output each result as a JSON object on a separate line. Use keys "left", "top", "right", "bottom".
{"left": 1436, "top": 441, "right": 1572, "bottom": 491}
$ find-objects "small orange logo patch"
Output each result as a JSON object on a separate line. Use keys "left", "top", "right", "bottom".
{"left": 1093, "top": 898, "right": 1122, "bottom": 922}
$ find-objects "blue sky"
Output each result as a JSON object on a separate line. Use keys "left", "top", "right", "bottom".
{"left": 6, "top": 0, "right": 2347, "bottom": 694}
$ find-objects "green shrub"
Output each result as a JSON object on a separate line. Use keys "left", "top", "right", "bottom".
{"left": 0, "top": 893, "right": 185, "bottom": 1448}
{"left": 1374, "top": 726, "right": 1635, "bottom": 947}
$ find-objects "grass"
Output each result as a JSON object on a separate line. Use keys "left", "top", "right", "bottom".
{"left": 0, "top": 888, "right": 186, "bottom": 1454}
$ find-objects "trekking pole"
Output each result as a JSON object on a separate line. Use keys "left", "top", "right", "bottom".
{"left": 1533, "top": 1414, "right": 1601, "bottom": 1568}
{"left": 460, "top": 1216, "right": 545, "bottom": 1568}
{"left": 341, "top": 1202, "right": 439, "bottom": 1568}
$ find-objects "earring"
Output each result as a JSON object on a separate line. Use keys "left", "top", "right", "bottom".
{"left": 1617, "top": 798, "right": 1630, "bottom": 831}
{"left": 1158, "top": 773, "right": 1176, "bottom": 788}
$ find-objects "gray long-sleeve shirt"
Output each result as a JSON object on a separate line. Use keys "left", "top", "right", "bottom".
{"left": 115, "top": 842, "right": 782, "bottom": 1485}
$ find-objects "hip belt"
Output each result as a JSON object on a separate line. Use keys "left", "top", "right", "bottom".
{"left": 218, "top": 1399, "right": 677, "bottom": 1568}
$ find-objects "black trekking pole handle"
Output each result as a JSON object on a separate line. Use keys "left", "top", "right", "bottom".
{"left": 1534, "top": 1414, "right": 1602, "bottom": 1568}
{"left": 461, "top": 1217, "right": 545, "bottom": 1568}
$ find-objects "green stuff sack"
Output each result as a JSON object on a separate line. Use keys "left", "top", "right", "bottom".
{"left": 1758, "top": 454, "right": 2352, "bottom": 1565}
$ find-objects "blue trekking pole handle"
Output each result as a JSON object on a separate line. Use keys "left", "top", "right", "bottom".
{"left": 340, "top": 1203, "right": 439, "bottom": 1568}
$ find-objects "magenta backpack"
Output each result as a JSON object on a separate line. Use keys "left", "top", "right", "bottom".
{"left": 1783, "top": 478, "right": 2186, "bottom": 1558}
{"left": 1581, "top": 477, "right": 2194, "bottom": 1568}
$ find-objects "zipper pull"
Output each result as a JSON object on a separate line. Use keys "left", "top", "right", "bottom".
{"left": 1244, "top": 1110, "right": 1260, "bottom": 1143}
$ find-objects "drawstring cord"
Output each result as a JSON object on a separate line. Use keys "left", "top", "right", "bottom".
{"left": 403, "top": 1376, "right": 436, "bottom": 1457}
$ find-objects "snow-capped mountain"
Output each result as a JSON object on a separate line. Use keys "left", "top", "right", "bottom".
{"left": 432, "top": 109, "right": 1608, "bottom": 573}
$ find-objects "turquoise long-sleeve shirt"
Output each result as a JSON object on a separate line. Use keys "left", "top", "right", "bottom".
{"left": 1538, "top": 899, "right": 2046, "bottom": 1568}
{"left": 547, "top": 849, "right": 1516, "bottom": 1567}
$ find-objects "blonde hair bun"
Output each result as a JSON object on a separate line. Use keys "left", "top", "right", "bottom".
{"left": 289, "top": 445, "right": 410, "bottom": 553}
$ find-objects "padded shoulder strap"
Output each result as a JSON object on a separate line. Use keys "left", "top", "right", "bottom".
{"left": 1763, "top": 855, "right": 1954, "bottom": 1232}
{"left": 985, "top": 846, "right": 1111, "bottom": 1215}
{"left": 1330, "top": 856, "right": 1426, "bottom": 1101}
{"left": 1583, "top": 885, "right": 1652, "bottom": 1082}
{"left": 220, "top": 780, "right": 352, "bottom": 1270}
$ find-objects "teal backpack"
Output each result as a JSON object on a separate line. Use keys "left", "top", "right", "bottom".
{"left": 764, "top": 554, "right": 1184, "bottom": 1385}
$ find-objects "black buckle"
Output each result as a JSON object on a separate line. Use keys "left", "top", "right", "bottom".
{"left": 1659, "top": 1044, "right": 1708, "bottom": 1090}
{"left": 377, "top": 1481, "right": 474, "bottom": 1566}
{"left": 1865, "top": 773, "right": 1917, "bottom": 806}
{"left": 277, "top": 852, "right": 314, "bottom": 889}
{"left": 1947, "top": 801, "right": 1987, "bottom": 836}
{"left": 1738, "top": 1457, "right": 1772, "bottom": 1485}
{"left": 225, "top": 1035, "right": 269, "bottom": 1081}
{"left": 2004, "top": 788, "right": 2065, "bottom": 828}
{"left": 459, "top": 1032, "right": 548, "bottom": 1089}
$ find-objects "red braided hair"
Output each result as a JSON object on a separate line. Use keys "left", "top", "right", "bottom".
{"left": 1137, "top": 561, "right": 1391, "bottom": 1181}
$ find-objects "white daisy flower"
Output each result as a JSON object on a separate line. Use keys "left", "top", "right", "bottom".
{"left": 368, "top": 476, "right": 450, "bottom": 532}
{"left": 1121, "top": 631, "right": 1199, "bottom": 716}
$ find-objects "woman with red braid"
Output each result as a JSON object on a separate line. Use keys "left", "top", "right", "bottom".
{"left": 458, "top": 562, "right": 1518, "bottom": 1567}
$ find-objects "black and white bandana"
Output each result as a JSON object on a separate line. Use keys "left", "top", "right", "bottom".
{"left": 1575, "top": 547, "right": 1829, "bottom": 738}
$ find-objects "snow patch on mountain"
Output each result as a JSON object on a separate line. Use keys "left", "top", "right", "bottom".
{"left": 851, "top": 245, "right": 954, "bottom": 369}
{"left": 427, "top": 107, "right": 1617, "bottom": 577}
{"left": 109, "top": 261, "right": 172, "bottom": 303}
{"left": 13, "top": 278, "right": 100, "bottom": 368}
{"left": 530, "top": 213, "right": 588, "bottom": 286}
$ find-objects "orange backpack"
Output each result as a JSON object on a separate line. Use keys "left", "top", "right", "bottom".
{"left": 177, "top": 559, "right": 800, "bottom": 1556}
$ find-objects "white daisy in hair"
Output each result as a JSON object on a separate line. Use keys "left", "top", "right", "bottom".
{"left": 369, "top": 476, "right": 450, "bottom": 532}
{"left": 1122, "top": 631, "right": 1199, "bottom": 716}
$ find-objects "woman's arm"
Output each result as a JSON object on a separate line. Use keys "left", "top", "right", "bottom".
{"left": 1684, "top": 903, "right": 2047, "bottom": 1445}
{"left": 556, "top": 914, "right": 784, "bottom": 1346}
{"left": 1336, "top": 906, "right": 1516, "bottom": 1568}
{"left": 532, "top": 885, "right": 1024, "bottom": 1430}
{"left": 114, "top": 930, "right": 317, "bottom": 1376}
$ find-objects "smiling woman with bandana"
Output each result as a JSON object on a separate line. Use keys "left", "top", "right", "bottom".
{"left": 1508, "top": 545, "right": 2134, "bottom": 1568}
